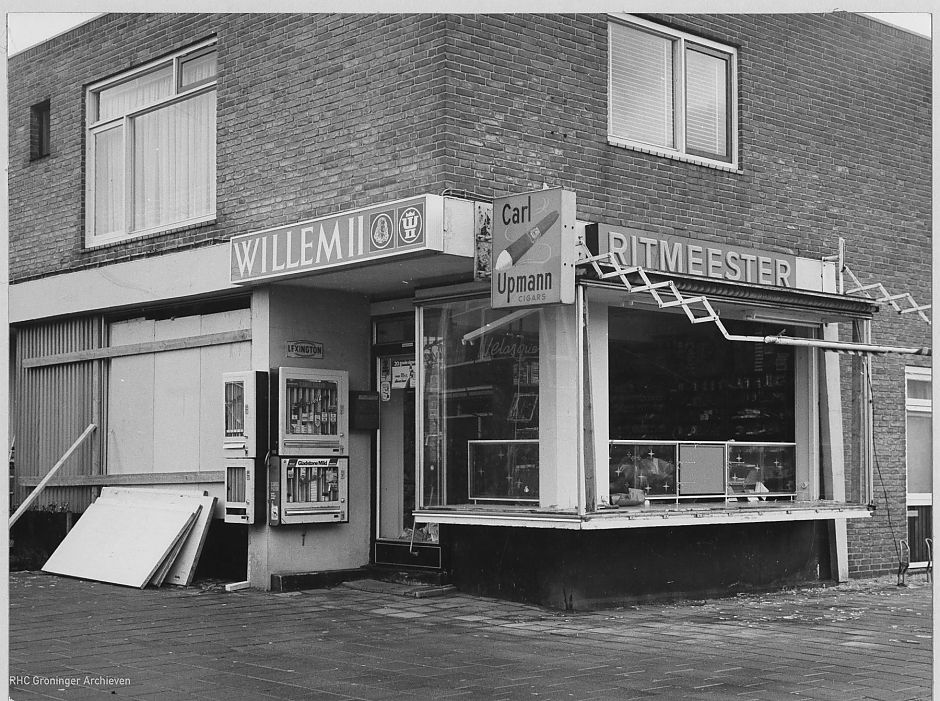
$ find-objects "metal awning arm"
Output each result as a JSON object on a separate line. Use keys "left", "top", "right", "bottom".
{"left": 576, "top": 246, "right": 931, "bottom": 357}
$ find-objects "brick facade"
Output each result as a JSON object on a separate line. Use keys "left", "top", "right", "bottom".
{"left": 8, "top": 12, "right": 931, "bottom": 577}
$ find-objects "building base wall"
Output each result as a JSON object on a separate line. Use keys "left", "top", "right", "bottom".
{"left": 443, "top": 521, "right": 832, "bottom": 610}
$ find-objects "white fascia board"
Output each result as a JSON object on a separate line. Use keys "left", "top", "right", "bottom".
{"left": 9, "top": 244, "right": 238, "bottom": 323}
{"left": 413, "top": 503, "right": 871, "bottom": 530}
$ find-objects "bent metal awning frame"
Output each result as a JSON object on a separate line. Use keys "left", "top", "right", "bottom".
{"left": 577, "top": 245, "right": 931, "bottom": 357}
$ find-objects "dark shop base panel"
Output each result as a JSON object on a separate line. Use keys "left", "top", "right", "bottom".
{"left": 442, "top": 521, "right": 832, "bottom": 611}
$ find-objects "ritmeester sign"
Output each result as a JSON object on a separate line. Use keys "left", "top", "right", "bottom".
{"left": 586, "top": 224, "right": 798, "bottom": 288}
{"left": 491, "top": 188, "right": 576, "bottom": 308}
{"left": 230, "top": 196, "right": 433, "bottom": 284}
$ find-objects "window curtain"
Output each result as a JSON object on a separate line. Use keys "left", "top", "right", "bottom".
{"left": 94, "top": 127, "right": 124, "bottom": 235}
{"left": 685, "top": 48, "right": 728, "bottom": 158}
{"left": 907, "top": 412, "right": 932, "bottom": 494}
{"left": 133, "top": 91, "right": 217, "bottom": 231}
{"left": 610, "top": 22, "right": 674, "bottom": 149}
{"left": 180, "top": 52, "right": 218, "bottom": 88}
{"left": 97, "top": 66, "right": 173, "bottom": 121}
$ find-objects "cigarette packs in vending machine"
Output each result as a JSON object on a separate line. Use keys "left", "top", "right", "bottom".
{"left": 268, "top": 368, "right": 349, "bottom": 525}
{"left": 270, "top": 456, "right": 348, "bottom": 524}
{"left": 222, "top": 371, "right": 268, "bottom": 524}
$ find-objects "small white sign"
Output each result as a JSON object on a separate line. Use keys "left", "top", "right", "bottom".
{"left": 391, "top": 359, "right": 416, "bottom": 389}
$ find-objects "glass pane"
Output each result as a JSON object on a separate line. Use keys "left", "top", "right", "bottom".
{"left": 608, "top": 308, "right": 795, "bottom": 443}
{"left": 610, "top": 22, "right": 674, "bottom": 148}
{"left": 727, "top": 444, "right": 796, "bottom": 495}
{"left": 907, "top": 412, "right": 932, "bottom": 494}
{"left": 180, "top": 50, "right": 217, "bottom": 89}
{"left": 686, "top": 47, "right": 729, "bottom": 159}
{"left": 226, "top": 464, "right": 246, "bottom": 503}
{"left": 422, "top": 299, "right": 540, "bottom": 506}
{"left": 468, "top": 440, "right": 539, "bottom": 501}
{"left": 93, "top": 126, "right": 124, "bottom": 235}
{"left": 907, "top": 378, "right": 932, "bottom": 401}
{"left": 285, "top": 379, "right": 339, "bottom": 437}
{"left": 133, "top": 91, "right": 216, "bottom": 230}
{"left": 375, "top": 315, "right": 415, "bottom": 345}
{"left": 286, "top": 462, "right": 339, "bottom": 504}
{"left": 224, "top": 381, "right": 245, "bottom": 438}
{"left": 97, "top": 65, "right": 173, "bottom": 121}
{"left": 610, "top": 442, "right": 678, "bottom": 499}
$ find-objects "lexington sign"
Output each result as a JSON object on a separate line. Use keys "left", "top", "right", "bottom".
{"left": 230, "top": 196, "right": 444, "bottom": 284}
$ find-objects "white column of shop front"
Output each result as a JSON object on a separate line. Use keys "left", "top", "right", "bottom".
{"left": 820, "top": 323, "right": 849, "bottom": 581}
{"left": 538, "top": 304, "right": 581, "bottom": 509}
{"left": 586, "top": 294, "right": 610, "bottom": 509}
{"left": 247, "top": 289, "right": 272, "bottom": 590}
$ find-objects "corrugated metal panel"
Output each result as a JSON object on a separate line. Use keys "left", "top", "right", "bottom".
{"left": 12, "top": 316, "right": 107, "bottom": 513}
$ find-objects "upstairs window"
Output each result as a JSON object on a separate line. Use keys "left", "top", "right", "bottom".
{"left": 609, "top": 15, "right": 737, "bottom": 168}
{"left": 30, "top": 100, "right": 51, "bottom": 160}
{"left": 85, "top": 40, "right": 217, "bottom": 246}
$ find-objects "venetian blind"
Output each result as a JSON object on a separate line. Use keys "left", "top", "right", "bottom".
{"left": 685, "top": 47, "right": 728, "bottom": 159}
{"left": 610, "top": 21, "right": 674, "bottom": 149}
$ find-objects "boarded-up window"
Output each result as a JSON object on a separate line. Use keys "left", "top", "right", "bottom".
{"left": 107, "top": 309, "right": 251, "bottom": 476}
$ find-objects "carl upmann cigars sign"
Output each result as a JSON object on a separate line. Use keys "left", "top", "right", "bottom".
{"left": 491, "top": 188, "right": 576, "bottom": 308}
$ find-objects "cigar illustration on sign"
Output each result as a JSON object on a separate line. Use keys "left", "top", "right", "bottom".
{"left": 494, "top": 211, "right": 559, "bottom": 270}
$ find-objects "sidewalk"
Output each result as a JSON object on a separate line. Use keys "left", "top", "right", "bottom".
{"left": 9, "top": 570, "right": 932, "bottom": 700}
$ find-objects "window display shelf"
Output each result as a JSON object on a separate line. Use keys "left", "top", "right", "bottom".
{"left": 608, "top": 440, "right": 796, "bottom": 506}
{"left": 468, "top": 439, "right": 539, "bottom": 503}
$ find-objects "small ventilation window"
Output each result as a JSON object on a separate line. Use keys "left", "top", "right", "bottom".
{"left": 30, "top": 100, "right": 51, "bottom": 160}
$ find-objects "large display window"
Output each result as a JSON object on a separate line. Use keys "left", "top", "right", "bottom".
{"left": 420, "top": 298, "right": 542, "bottom": 506}
{"left": 414, "top": 285, "right": 865, "bottom": 526}
{"left": 606, "top": 306, "right": 799, "bottom": 504}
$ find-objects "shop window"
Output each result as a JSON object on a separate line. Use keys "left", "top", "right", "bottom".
{"left": 30, "top": 100, "right": 51, "bottom": 160}
{"left": 421, "top": 299, "right": 541, "bottom": 506}
{"left": 85, "top": 40, "right": 217, "bottom": 246}
{"left": 608, "top": 15, "right": 737, "bottom": 168}
{"left": 905, "top": 367, "right": 932, "bottom": 501}
{"left": 607, "top": 307, "right": 796, "bottom": 504}
{"left": 905, "top": 366, "right": 932, "bottom": 564}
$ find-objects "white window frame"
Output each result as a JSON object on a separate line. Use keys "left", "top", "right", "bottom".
{"left": 85, "top": 38, "right": 218, "bottom": 247}
{"left": 905, "top": 366, "right": 932, "bottom": 506}
{"left": 608, "top": 14, "right": 739, "bottom": 171}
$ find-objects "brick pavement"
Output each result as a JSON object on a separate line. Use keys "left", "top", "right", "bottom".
{"left": 8, "top": 571, "right": 932, "bottom": 700}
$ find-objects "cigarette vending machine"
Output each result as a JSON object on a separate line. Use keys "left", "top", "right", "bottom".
{"left": 268, "top": 368, "right": 349, "bottom": 525}
{"left": 222, "top": 371, "right": 268, "bottom": 524}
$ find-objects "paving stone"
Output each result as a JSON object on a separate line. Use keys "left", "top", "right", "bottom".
{"left": 8, "top": 572, "right": 932, "bottom": 701}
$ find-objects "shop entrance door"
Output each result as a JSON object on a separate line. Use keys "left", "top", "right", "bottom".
{"left": 374, "top": 352, "right": 441, "bottom": 569}
{"left": 377, "top": 354, "right": 415, "bottom": 541}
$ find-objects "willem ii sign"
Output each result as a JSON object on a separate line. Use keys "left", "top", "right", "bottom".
{"left": 230, "top": 196, "right": 443, "bottom": 284}
{"left": 491, "top": 188, "right": 577, "bottom": 309}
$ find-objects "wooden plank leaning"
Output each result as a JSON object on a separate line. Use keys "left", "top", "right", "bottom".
{"left": 8, "top": 423, "right": 97, "bottom": 529}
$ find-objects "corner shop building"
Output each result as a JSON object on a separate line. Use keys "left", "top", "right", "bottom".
{"left": 8, "top": 13, "right": 931, "bottom": 608}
